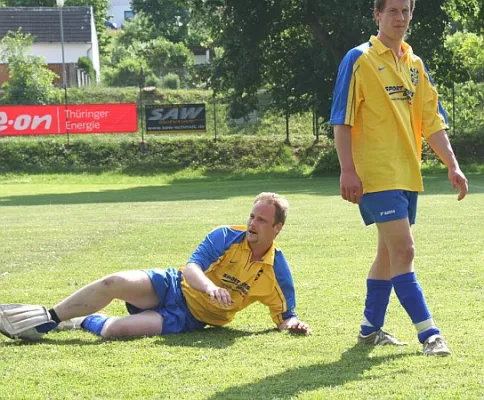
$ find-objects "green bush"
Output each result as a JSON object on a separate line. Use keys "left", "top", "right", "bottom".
{"left": 162, "top": 73, "right": 181, "bottom": 90}
{"left": 0, "top": 136, "right": 302, "bottom": 174}
{"left": 102, "top": 58, "right": 161, "bottom": 87}
{"left": 311, "top": 146, "right": 340, "bottom": 176}
{"left": 1, "top": 30, "right": 60, "bottom": 105}
{"left": 451, "top": 130, "right": 484, "bottom": 164}
{"left": 0, "top": 132, "right": 481, "bottom": 175}
{"left": 439, "top": 81, "right": 484, "bottom": 135}
{"left": 77, "top": 56, "right": 96, "bottom": 81}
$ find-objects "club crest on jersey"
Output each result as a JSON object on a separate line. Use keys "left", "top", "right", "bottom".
{"left": 410, "top": 67, "right": 419, "bottom": 86}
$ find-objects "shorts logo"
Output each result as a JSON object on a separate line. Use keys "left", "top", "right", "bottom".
{"left": 410, "top": 67, "right": 419, "bottom": 86}
{"left": 380, "top": 209, "right": 396, "bottom": 216}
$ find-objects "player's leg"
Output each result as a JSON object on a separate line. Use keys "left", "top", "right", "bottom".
{"left": 378, "top": 216, "right": 449, "bottom": 355}
{"left": 49, "top": 270, "right": 161, "bottom": 336}
{"left": 359, "top": 230, "right": 393, "bottom": 336}
{"left": 53, "top": 270, "right": 160, "bottom": 321}
{"left": 357, "top": 191, "right": 405, "bottom": 345}
{"left": 99, "top": 311, "right": 163, "bottom": 338}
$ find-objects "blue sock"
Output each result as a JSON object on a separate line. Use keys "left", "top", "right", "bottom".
{"left": 81, "top": 314, "right": 109, "bottom": 336}
{"left": 392, "top": 272, "right": 440, "bottom": 343}
{"left": 360, "top": 279, "right": 393, "bottom": 336}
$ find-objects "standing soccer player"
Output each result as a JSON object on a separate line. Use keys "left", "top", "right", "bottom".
{"left": 330, "top": 0, "right": 468, "bottom": 355}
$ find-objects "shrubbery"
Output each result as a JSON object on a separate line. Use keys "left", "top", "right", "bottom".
{"left": 1, "top": 131, "right": 482, "bottom": 175}
{"left": 0, "top": 136, "right": 330, "bottom": 174}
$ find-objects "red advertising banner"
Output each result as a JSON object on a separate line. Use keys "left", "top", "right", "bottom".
{"left": 0, "top": 103, "right": 138, "bottom": 136}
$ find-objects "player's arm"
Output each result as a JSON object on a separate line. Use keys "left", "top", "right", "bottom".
{"left": 182, "top": 263, "right": 232, "bottom": 307}
{"left": 427, "top": 130, "right": 468, "bottom": 201}
{"left": 334, "top": 124, "right": 363, "bottom": 204}
{"left": 278, "top": 317, "right": 311, "bottom": 335}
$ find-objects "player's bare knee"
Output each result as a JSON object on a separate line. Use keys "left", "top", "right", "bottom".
{"left": 98, "top": 274, "right": 128, "bottom": 295}
{"left": 393, "top": 243, "right": 415, "bottom": 265}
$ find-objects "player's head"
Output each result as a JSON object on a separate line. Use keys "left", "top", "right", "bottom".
{"left": 247, "top": 193, "right": 288, "bottom": 245}
{"left": 253, "top": 192, "right": 289, "bottom": 227}
{"left": 374, "top": 0, "right": 414, "bottom": 40}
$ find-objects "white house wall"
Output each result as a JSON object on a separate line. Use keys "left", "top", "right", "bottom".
{"left": 89, "top": 7, "right": 100, "bottom": 82}
{"left": 31, "top": 43, "right": 93, "bottom": 64}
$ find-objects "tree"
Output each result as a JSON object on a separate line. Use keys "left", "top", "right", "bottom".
{"left": 445, "top": 32, "right": 484, "bottom": 82}
{"left": 103, "top": 58, "right": 159, "bottom": 87}
{"left": 131, "top": 0, "right": 190, "bottom": 43}
{"left": 192, "top": 0, "right": 479, "bottom": 121}
{"left": 0, "top": 30, "right": 60, "bottom": 104}
{"left": 115, "top": 12, "right": 158, "bottom": 48}
{"left": 107, "top": 18, "right": 194, "bottom": 87}
{"left": 445, "top": 0, "right": 483, "bottom": 35}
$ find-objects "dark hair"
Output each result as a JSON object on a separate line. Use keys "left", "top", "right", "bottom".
{"left": 254, "top": 192, "right": 289, "bottom": 226}
{"left": 374, "top": 0, "right": 415, "bottom": 11}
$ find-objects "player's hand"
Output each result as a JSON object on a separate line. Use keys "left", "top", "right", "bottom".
{"left": 448, "top": 167, "right": 468, "bottom": 201}
{"left": 207, "top": 287, "right": 232, "bottom": 307}
{"left": 340, "top": 170, "right": 363, "bottom": 204}
{"left": 278, "top": 318, "right": 311, "bottom": 335}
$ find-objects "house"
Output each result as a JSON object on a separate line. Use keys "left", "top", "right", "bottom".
{"left": 107, "top": 0, "right": 134, "bottom": 29}
{"left": 0, "top": 6, "right": 100, "bottom": 87}
{"left": 191, "top": 46, "right": 212, "bottom": 65}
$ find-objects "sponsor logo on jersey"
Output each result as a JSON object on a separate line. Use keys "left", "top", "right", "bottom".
{"left": 385, "top": 85, "right": 414, "bottom": 104}
{"left": 410, "top": 67, "right": 419, "bottom": 86}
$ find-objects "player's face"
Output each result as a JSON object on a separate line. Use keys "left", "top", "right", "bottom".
{"left": 375, "top": 0, "right": 413, "bottom": 42}
{"left": 246, "top": 201, "right": 282, "bottom": 248}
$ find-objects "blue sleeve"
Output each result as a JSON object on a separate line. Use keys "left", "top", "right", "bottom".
{"left": 422, "top": 61, "right": 449, "bottom": 125}
{"left": 330, "top": 44, "right": 368, "bottom": 126}
{"left": 187, "top": 226, "right": 242, "bottom": 271}
{"left": 273, "top": 250, "right": 297, "bottom": 320}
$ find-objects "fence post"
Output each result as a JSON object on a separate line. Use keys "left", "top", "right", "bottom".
{"left": 452, "top": 80, "right": 456, "bottom": 136}
{"left": 138, "top": 83, "right": 146, "bottom": 151}
{"left": 284, "top": 110, "right": 290, "bottom": 145}
{"left": 213, "top": 96, "right": 217, "bottom": 142}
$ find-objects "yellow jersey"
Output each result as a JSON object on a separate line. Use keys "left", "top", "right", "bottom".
{"left": 330, "top": 36, "right": 448, "bottom": 193}
{"left": 181, "top": 225, "right": 297, "bottom": 326}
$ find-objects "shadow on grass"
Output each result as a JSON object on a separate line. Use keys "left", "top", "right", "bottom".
{"left": 208, "top": 344, "right": 414, "bottom": 399}
{"left": 0, "top": 326, "right": 276, "bottom": 348}
{"left": 0, "top": 337, "right": 104, "bottom": 346}
{"left": 0, "top": 173, "right": 482, "bottom": 208}
{"left": 154, "top": 326, "right": 277, "bottom": 349}
{"left": 421, "top": 173, "right": 484, "bottom": 196}
{"left": 0, "top": 176, "right": 339, "bottom": 207}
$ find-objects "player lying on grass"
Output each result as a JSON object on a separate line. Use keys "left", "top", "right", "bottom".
{"left": 0, "top": 192, "right": 311, "bottom": 340}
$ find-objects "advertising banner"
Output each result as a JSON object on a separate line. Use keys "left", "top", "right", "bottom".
{"left": 145, "top": 104, "right": 206, "bottom": 133}
{"left": 0, "top": 103, "right": 138, "bottom": 136}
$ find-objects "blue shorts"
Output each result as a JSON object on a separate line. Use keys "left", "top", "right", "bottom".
{"left": 125, "top": 268, "right": 206, "bottom": 335}
{"left": 359, "top": 190, "right": 418, "bottom": 226}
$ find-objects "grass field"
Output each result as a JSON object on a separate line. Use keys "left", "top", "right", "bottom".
{"left": 1, "top": 172, "right": 483, "bottom": 400}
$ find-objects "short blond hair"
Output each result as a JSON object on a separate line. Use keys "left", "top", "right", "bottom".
{"left": 254, "top": 192, "right": 289, "bottom": 226}
{"left": 374, "top": 0, "right": 415, "bottom": 12}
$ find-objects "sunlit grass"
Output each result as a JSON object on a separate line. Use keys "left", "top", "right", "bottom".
{"left": 0, "top": 173, "right": 483, "bottom": 399}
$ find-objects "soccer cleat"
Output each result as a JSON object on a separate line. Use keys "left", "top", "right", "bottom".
{"left": 423, "top": 334, "right": 451, "bottom": 356}
{"left": 54, "top": 317, "right": 86, "bottom": 331}
{"left": 358, "top": 329, "right": 408, "bottom": 346}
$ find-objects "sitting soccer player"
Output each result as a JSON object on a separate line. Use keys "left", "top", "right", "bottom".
{"left": 0, "top": 192, "right": 311, "bottom": 340}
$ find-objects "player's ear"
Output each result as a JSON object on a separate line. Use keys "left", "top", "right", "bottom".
{"left": 374, "top": 9, "right": 381, "bottom": 24}
{"left": 274, "top": 222, "right": 283, "bottom": 236}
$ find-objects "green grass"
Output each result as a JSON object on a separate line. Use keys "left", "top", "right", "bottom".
{"left": 1, "top": 172, "right": 483, "bottom": 400}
